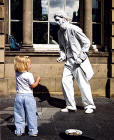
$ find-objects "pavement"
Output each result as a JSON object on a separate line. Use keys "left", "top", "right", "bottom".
{"left": 0, "top": 94, "right": 114, "bottom": 140}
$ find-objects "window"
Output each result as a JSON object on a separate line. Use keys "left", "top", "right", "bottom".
{"left": 92, "top": 0, "right": 103, "bottom": 49}
{"left": 10, "top": 0, "right": 79, "bottom": 49}
{"left": 104, "top": 0, "right": 111, "bottom": 51}
{"left": 10, "top": 0, "right": 104, "bottom": 50}
{"left": 33, "top": 0, "right": 79, "bottom": 45}
{"left": 10, "top": 0, "right": 23, "bottom": 42}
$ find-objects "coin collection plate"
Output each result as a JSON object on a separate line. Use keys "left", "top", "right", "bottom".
{"left": 65, "top": 129, "right": 82, "bottom": 136}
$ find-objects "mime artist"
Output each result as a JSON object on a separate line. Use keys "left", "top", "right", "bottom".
{"left": 54, "top": 11, "right": 96, "bottom": 114}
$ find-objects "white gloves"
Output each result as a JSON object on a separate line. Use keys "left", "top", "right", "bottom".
{"left": 57, "top": 57, "right": 64, "bottom": 63}
{"left": 57, "top": 51, "right": 66, "bottom": 63}
{"left": 57, "top": 51, "right": 87, "bottom": 64}
{"left": 75, "top": 58, "right": 82, "bottom": 64}
{"left": 75, "top": 51, "right": 88, "bottom": 64}
{"left": 79, "top": 51, "right": 88, "bottom": 61}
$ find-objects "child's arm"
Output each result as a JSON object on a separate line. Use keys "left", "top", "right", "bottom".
{"left": 31, "top": 77, "right": 40, "bottom": 88}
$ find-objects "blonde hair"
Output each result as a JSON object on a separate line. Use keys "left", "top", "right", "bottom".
{"left": 14, "top": 56, "right": 31, "bottom": 72}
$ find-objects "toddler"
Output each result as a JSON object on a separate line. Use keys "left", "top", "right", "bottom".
{"left": 14, "top": 56, "right": 40, "bottom": 136}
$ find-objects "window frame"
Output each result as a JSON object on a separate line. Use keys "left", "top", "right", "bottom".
{"left": 92, "top": 0, "right": 104, "bottom": 50}
{"left": 9, "top": 0, "right": 104, "bottom": 51}
{"left": 9, "top": 0, "right": 23, "bottom": 43}
{"left": 32, "top": 0, "right": 80, "bottom": 50}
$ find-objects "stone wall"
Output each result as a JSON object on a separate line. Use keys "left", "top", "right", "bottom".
{"left": 0, "top": 0, "right": 113, "bottom": 98}
{"left": 4, "top": 53, "right": 109, "bottom": 97}
{"left": 110, "top": 0, "right": 114, "bottom": 98}
{"left": 0, "top": 0, "right": 6, "bottom": 96}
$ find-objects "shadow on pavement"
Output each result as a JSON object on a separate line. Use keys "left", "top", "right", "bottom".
{"left": 34, "top": 84, "right": 66, "bottom": 108}
{"left": 59, "top": 132, "right": 95, "bottom": 140}
{"left": 0, "top": 114, "right": 13, "bottom": 125}
{"left": 33, "top": 84, "right": 84, "bottom": 110}
{"left": 1, "top": 98, "right": 114, "bottom": 140}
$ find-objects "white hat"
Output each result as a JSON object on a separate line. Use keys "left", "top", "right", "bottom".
{"left": 54, "top": 10, "right": 71, "bottom": 21}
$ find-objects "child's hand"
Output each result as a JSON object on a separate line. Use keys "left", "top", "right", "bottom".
{"left": 36, "top": 77, "right": 40, "bottom": 83}
{"left": 31, "top": 77, "right": 40, "bottom": 88}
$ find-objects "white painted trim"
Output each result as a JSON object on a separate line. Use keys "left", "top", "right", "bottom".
{"left": 33, "top": 44, "right": 60, "bottom": 51}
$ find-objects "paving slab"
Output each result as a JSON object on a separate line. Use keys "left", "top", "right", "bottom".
{"left": 0, "top": 96, "right": 114, "bottom": 140}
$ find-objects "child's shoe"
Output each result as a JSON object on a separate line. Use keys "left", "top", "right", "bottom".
{"left": 15, "top": 133, "right": 23, "bottom": 136}
{"left": 29, "top": 134, "right": 38, "bottom": 137}
{"left": 15, "top": 129, "right": 24, "bottom": 136}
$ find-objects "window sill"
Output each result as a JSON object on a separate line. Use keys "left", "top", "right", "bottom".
{"left": 33, "top": 44, "right": 60, "bottom": 51}
{"left": 5, "top": 44, "right": 109, "bottom": 57}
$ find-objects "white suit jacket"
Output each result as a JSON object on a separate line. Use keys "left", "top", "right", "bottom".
{"left": 58, "top": 23, "right": 94, "bottom": 80}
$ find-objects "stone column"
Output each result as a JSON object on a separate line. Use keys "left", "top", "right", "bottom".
{"left": 0, "top": 1, "right": 7, "bottom": 96}
{"left": 83, "top": 0, "right": 92, "bottom": 47}
{"left": 23, "top": 0, "right": 33, "bottom": 45}
{"left": 110, "top": 0, "right": 114, "bottom": 98}
{"left": 79, "top": 0, "right": 84, "bottom": 29}
{"left": 0, "top": 4, "right": 5, "bottom": 79}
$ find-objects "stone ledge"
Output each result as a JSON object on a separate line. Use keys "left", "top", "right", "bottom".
{"left": 0, "top": 64, "right": 4, "bottom": 78}
{"left": 5, "top": 46, "right": 109, "bottom": 57}
{"left": 112, "top": 10, "right": 114, "bottom": 22}
{"left": 0, "top": 21, "right": 4, "bottom": 33}
{"left": 0, "top": 34, "right": 5, "bottom": 48}
{"left": 0, "top": 0, "right": 4, "bottom": 4}
{"left": 0, "top": 49, "right": 4, "bottom": 62}
{"left": 0, "top": 5, "right": 4, "bottom": 18}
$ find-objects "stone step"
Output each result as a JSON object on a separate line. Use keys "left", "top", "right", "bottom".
{"left": 5, "top": 44, "right": 59, "bottom": 56}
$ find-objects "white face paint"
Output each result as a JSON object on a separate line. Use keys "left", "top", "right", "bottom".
{"left": 55, "top": 16, "right": 68, "bottom": 30}
{"left": 55, "top": 16, "right": 64, "bottom": 26}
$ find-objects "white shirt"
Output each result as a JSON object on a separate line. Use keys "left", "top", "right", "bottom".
{"left": 16, "top": 71, "right": 35, "bottom": 94}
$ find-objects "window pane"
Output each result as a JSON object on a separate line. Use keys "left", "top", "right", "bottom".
{"left": 92, "top": 0, "right": 101, "bottom": 22}
{"left": 49, "top": 0, "right": 64, "bottom": 22}
{"left": 66, "top": 0, "right": 79, "bottom": 22}
{"left": 49, "top": 22, "right": 59, "bottom": 44}
{"left": 11, "top": 22, "right": 22, "bottom": 42}
{"left": 11, "top": 0, "right": 23, "bottom": 20}
{"left": 104, "top": 0, "right": 111, "bottom": 51}
{"left": 33, "top": 0, "right": 80, "bottom": 45}
{"left": 92, "top": 24, "right": 101, "bottom": 45}
{"left": 33, "top": 0, "right": 48, "bottom": 21}
{"left": 72, "top": 23, "right": 80, "bottom": 27}
{"left": 33, "top": 23, "right": 48, "bottom": 44}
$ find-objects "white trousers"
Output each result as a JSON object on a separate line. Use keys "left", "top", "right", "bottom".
{"left": 62, "top": 64, "right": 96, "bottom": 110}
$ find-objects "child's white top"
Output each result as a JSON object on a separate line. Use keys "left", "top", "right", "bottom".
{"left": 16, "top": 71, "right": 35, "bottom": 94}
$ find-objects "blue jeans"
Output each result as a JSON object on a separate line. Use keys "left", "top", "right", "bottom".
{"left": 14, "top": 93, "right": 38, "bottom": 136}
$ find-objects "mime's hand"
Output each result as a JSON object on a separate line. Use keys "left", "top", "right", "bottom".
{"left": 75, "top": 58, "right": 82, "bottom": 64}
{"left": 57, "top": 57, "right": 64, "bottom": 63}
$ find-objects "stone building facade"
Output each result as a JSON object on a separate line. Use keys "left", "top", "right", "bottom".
{"left": 0, "top": 0, "right": 114, "bottom": 98}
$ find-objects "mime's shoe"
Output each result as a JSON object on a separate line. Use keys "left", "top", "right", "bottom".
{"left": 85, "top": 108, "right": 94, "bottom": 114}
{"left": 61, "top": 108, "right": 76, "bottom": 113}
{"left": 61, "top": 108, "right": 69, "bottom": 112}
